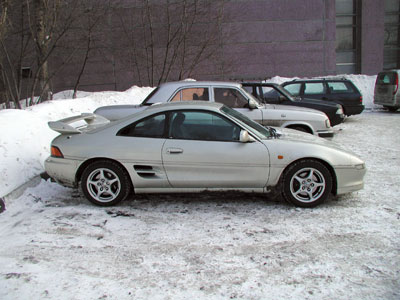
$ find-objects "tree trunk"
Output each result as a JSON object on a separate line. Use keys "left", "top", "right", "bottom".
{"left": 34, "top": 0, "right": 51, "bottom": 102}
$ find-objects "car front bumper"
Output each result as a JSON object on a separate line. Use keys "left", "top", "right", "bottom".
{"left": 335, "top": 165, "right": 366, "bottom": 195}
{"left": 317, "top": 129, "right": 335, "bottom": 138}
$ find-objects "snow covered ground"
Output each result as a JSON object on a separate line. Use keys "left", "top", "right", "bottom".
{"left": 0, "top": 76, "right": 399, "bottom": 299}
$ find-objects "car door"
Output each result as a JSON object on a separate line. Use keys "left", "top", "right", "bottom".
{"left": 115, "top": 113, "right": 170, "bottom": 188}
{"left": 212, "top": 86, "right": 264, "bottom": 124}
{"left": 302, "top": 82, "right": 327, "bottom": 101}
{"left": 162, "top": 110, "right": 270, "bottom": 189}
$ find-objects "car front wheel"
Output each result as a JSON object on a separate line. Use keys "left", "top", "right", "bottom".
{"left": 282, "top": 159, "right": 332, "bottom": 208}
{"left": 81, "top": 160, "right": 131, "bottom": 206}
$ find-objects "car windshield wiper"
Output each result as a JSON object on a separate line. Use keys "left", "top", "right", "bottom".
{"left": 268, "top": 127, "right": 281, "bottom": 138}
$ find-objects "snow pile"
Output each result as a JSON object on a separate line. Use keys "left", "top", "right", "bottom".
{"left": 0, "top": 86, "right": 154, "bottom": 197}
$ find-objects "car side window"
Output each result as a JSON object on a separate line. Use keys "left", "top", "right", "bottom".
{"left": 304, "top": 82, "right": 325, "bottom": 95}
{"left": 327, "top": 82, "right": 353, "bottom": 93}
{"left": 169, "top": 110, "right": 241, "bottom": 141}
{"left": 170, "top": 88, "right": 209, "bottom": 102}
{"left": 283, "top": 83, "right": 301, "bottom": 96}
{"left": 214, "top": 88, "right": 248, "bottom": 108}
{"left": 117, "top": 113, "right": 166, "bottom": 138}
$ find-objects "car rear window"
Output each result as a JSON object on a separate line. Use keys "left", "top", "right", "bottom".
{"left": 376, "top": 72, "right": 397, "bottom": 85}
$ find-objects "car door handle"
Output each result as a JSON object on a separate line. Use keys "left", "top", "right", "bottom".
{"left": 166, "top": 148, "right": 183, "bottom": 154}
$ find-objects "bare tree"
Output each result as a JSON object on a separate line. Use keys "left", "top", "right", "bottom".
{"left": 71, "top": 2, "right": 113, "bottom": 98}
{"left": 115, "top": 0, "right": 225, "bottom": 87}
{"left": 26, "top": 0, "right": 82, "bottom": 102}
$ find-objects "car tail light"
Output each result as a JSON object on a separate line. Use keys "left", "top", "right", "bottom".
{"left": 394, "top": 73, "right": 399, "bottom": 95}
{"left": 51, "top": 146, "right": 64, "bottom": 158}
{"left": 359, "top": 95, "right": 363, "bottom": 103}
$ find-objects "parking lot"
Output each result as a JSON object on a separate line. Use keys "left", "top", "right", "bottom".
{"left": 0, "top": 111, "right": 399, "bottom": 300}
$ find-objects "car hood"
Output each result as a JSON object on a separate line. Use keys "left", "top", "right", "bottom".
{"left": 269, "top": 127, "right": 345, "bottom": 150}
{"left": 260, "top": 127, "right": 363, "bottom": 166}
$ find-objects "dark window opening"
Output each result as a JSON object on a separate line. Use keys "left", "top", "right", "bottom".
{"left": 21, "top": 67, "right": 32, "bottom": 79}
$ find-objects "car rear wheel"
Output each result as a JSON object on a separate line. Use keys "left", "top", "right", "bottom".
{"left": 282, "top": 159, "right": 332, "bottom": 208}
{"left": 81, "top": 160, "right": 131, "bottom": 206}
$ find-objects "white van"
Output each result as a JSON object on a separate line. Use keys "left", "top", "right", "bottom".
{"left": 374, "top": 70, "right": 400, "bottom": 112}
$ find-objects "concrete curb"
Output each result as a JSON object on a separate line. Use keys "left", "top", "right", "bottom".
{"left": 1, "top": 173, "right": 49, "bottom": 208}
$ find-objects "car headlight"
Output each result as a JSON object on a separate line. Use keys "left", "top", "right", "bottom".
{"left": 355, "top": 163, "right": 365, "bottom": 170}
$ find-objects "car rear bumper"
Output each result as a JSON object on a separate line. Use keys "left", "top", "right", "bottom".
{"left": 44, "top": 156, "right": 80, "bottom": 188}
{"left": 345, "top": 105, "right": 364, "bottom": 116}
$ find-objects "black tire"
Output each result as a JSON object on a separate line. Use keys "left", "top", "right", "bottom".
{"left": 384, "top": 106, "right": 398, "bottom": 112}
{"left": 281, "top": 159, "right": 332, "bottom": 208}
{"left": 81, "top": 160, "right": 131, "bottom": 206}
{"left": 0, "top": 198, "right": 5, "bottom": 213}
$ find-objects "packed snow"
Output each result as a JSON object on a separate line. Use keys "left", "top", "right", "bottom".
{"left": 0, "top": 75, "right": 399, "bottom": 300}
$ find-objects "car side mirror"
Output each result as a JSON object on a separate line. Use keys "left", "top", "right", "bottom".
{"left": 248, "top": 98, "right": 258, "bottom": 109}
{"left": 240, "top": 130, "right": 255, "bottom": 143}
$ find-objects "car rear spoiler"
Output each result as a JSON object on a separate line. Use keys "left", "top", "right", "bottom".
{"left": 48, "top": 113, "right": 110, "bottom": 134}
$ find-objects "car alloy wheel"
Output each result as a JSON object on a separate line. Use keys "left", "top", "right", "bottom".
{"left": 81, "top": 160, "right": 131, "bottom": 206}
{"left": 290, "top": 167, "right": 326, "bottom": 202}
{"left": 87, "top": 168, "right": 121, "bottom": 203}
{"left": 282, "top": 159, "right": 332, "bottom": 208}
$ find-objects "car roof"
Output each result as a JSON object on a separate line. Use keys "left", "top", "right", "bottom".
{"left": 159, "top": 80, "right": 243, "bottom": 89}
{"left": 241, "top": 82, "right": 280, "bottom": 87}
{"left": 284, "top": 77, "right": 350, "bottom": 83}
{"left": 143, "top": 100, "right": 224, "bottom": 113}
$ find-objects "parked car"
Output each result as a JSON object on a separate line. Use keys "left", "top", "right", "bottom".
{"left": 281, "top": 78, "right": 364, "bottom": 116}
{"left": 95, "top": 81, "right": 334, "bottom": 138}
{"left": 374, "top": 70, "right": 400, "bottom": 112}
{"left": 45, "top": 101, "right": 366, "bottom": 208}
{"left": 242, "top": 82, "right": 345, "bottom": 126}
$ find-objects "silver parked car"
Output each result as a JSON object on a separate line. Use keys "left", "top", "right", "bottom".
{"left": 45, "top": 102, "right": 365, "bottom": 208}
{"left": 94, "top": 81, "right": 335, "bottom": 138}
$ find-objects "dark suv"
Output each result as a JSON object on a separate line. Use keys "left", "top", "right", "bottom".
{"left": 281, "top": 78, "right": 364, "bottom": 116}
{"left": 242, "top": 82, "right": 345, "bottom": 126}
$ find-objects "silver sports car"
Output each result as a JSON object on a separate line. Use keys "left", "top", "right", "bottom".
{"left": 45, "top": 102, "right": 366, "bottom": 208}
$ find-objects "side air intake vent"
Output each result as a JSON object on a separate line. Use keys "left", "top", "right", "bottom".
{"left": 134, "top": 165, "right": 156, "bottom": 178}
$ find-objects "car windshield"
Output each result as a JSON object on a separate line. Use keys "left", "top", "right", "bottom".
{"left": 141, "top": 87, "right": 159, "bottom": 105}
{"left": 273, "top": 85, "right": 295, "bottom": 100}
{"left": 239, "top": 86, "right": 262, "bottom": 105}
{"left": 220, "top": 106, "right": 272, "bottom": 139}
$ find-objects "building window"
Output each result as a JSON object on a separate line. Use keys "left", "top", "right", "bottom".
{"left": 384, "top": 0, "right": 400, "bottom": 69}
{"left": 335, "top": 0, "right": 361, "bottom": 74}
{"left": 21, "top": 67, "right": 32, "bottom": 78}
